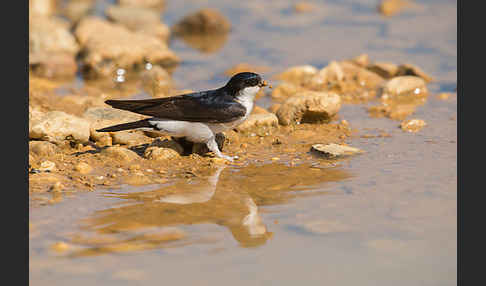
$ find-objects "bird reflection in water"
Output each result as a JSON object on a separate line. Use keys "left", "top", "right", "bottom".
{"left": 67, "top": 163, "right": 350, "bottom": 256}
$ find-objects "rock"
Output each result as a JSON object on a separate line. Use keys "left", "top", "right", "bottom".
{"left": 177, "top": 33, "right": 229, "bottom": 53}
{"left": 140, "top": 65, "right": 172, "bottom": 97}
{"left": 224, "top": 63, "right": 269, "bottom": 77}
{"left": 39, "top": 160, "right": 56, "bottom": 172}
{"left": 294, "top": 2, "right": 315, "bottom": 13}
{"left": 61, "top": 1, "right": 93, "bottom": 23}
{"left": 381, "top": 76, "right": 428, "bottom": 98}
{"left": 135, "top": 23, "right": 171, "bottom": 42}
{"left": 378, "top": 0, "right": 411, "bottom": 16}
{"left": 268, "top": 104, "right": 282, "bottom": 114}
{"left": 51, "top": 241, "right": 70, "bottom": 253}
{"left": 111, "top": 131, "right": 149, "bottom": 145}
{"left": 150, "top": 138, "right": 184, "bottom": 154}
{"left": 101, "top": 146, "right": 139, "bottom": 162}
{"left": 29, "top": 0, "right": 56, "bottom": 17}
{"left": 105, "top": 5, "right": 170, "bottom": 42}
{"left": 83, "top": 107, "right": 146, "bottom": 143}
{"left": 74, "top": 17, "right": 179, "bottom": 78}
{"left": 57, "top": 95, "right": 106, "bottom": 116}
{"left": 437, "top": 92, "right": 454, "bottom": 100}
{"left": 368, "top": 97, "right": 426, "bottom": 120}
{"left": 29, "top": 16, "right": 79, "bottom": 55}
{"left": 30, "top": 110, "right": 91, "bottom": 143}
{"left": 396, "top": 63, "right": 434, "bottom": 83}
{"left": 106, "top": 5, "right": 160, "bottom": 29}
{"left": 276, "top": 91, "right": 341, "bottom": 125}
{"left": 274, "top": 65, "right": 318, "bottom": 85}
{"left": 367, "top": 62, "right": 399, "bottom": 78}
{"left": 308, "top": 61, "right": 344, "bottom": 88}
{"left": 271, "top": 82, "right": 303, "bottom": 100}
{"left": 309, "top": 61, "right": 385, "bottom": 91}
{"left": 29, "top": 141, "right": 58, "bottom": 157}
{"left": 236, "top": 113, "right": 279, "bottom": 132}
{"left": 311, "top": 143, "right": 363, "bottom": 158}
{"left": 118, "top": 0, "right": 165, "bottom": 9}
{"left": 29, "top": 52, "right": 78, "bottom": 78}
{"left": 74, "top": 162, "right": 93, "bottom": 174}
{"left": 400, "top": 119, "right": 426, "bottom": 132}
{"left": 172, "top": 8, "right": 231, "bottom": 35}
{"left": 143, "top": 147, "right": 179, "bottom": 160}
{"left": 350, "top": 54, "right": 370, "bottom": 67}
{"left": 29, "top": 16, "right": 80, "bottom": 78}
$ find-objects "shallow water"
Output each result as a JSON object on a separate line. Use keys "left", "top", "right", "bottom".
{"left": 30, "top": 0, "right": 457, "bottom": 285}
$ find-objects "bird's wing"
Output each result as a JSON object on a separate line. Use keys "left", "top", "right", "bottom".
{"left": 104, "top": 91, "right": 246, "bottom": 123}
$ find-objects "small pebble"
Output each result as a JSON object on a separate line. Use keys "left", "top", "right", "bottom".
{"left": 400, "top": 119, "right": 426, "bottom": 132}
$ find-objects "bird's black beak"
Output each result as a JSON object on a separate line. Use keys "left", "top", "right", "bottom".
{"left": 259, "top": 80, "right": 272, "bottom": 89}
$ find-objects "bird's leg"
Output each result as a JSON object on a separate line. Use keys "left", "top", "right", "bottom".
{"left": 206, "top": 136, "right": 237, "bottom": 162}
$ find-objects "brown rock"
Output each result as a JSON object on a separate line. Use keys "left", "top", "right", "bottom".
{"left": 397, "top": 63, "right": 434, "bottom": 82}
{"left": 106, "top": 5, "right": 160, "bottom": 29}
{"left": 176, "top": 33, "right": 229, "bottom": 53}
{"left": 140, "top": 65, "right": 172, "bottom": 97}
{"left": 150, "top": 139, "right": 184, "bottom": 154}
{"left": 172, "top": 8, "right": 231, "bottom": 35}
{"left": 74, "top": 17, "right": 179, "bottom": 77}
{"left": 29, "top": 52, "right": 78, "bottom": 78}
{"left": 224, "top": 63, "right": 269, "bottom": 77}
{"left": 276, "top": 91, "right": 341, "bottom": 125}
{"left": 61, "top": 1, "right": 93, "bottom": 23}
{"left": 309, "top": 61, "right": 385, "bottom": 91}
{"left": 144, "top": 147, "right": 179, "bottom": 160}
{"left": 101, "top": 146, "right": 139, "bottom": 162}
{"left": 381, "top": 76, "right": 428, "bottom": 98}
{"left": 39, "top": 160, "right": 56, "bottom": 172}
{"left": 268, "top": 104, "right": 282, "bottom": 114}
{"left": 271, "top": 82, "right": 303, "bottom": 100}
{"left": 29, "top": 16, "right": 80, "bottom": 78}
{"left": 274, "top": 65, "right": 318, "bottom": 86}
{"left": 30, "top": 110, "right": 91, "bottom": 143}
{"left": 378, "top": 0, "right": 411, "bottom": 16}
{"left": 105, "top": 5, "right": 170, "bottom": 42}
{"left": 400, "top": 119, "right": 426, "bottom": 132}
{"left": 29, "top": 0, "right": 56, "bottom": 17}
{"left": 311, "top": 143, "right": 363, "bottom": 158}
{"left": 118, "top": 0, "right": 165, "bottom": 9}
{"left": 84, "top": 107, "right": 146, "bottom": 143}
{"left": 74, "top": 162, "right": 93, "bottom": 174}
{"left": 350, "top": 54, "right": 370, "bottom": 67}
{"left": 29, "top": 141, "right": 58, "bottom": 157}
{"left": 111, "top": 131, "right": 149, "bottom": 146}
{"left": 367, "top": 62, "right": 399, "bottom": 78}
{"left": 236, "top": 113, "right": 279, "bottom": 132}
{"left": 294, "top": 2, "right": 315, "bottom": 13}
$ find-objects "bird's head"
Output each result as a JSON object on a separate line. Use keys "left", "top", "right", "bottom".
{"left": 224, "top": 72, "right": 269, "bottom": 96}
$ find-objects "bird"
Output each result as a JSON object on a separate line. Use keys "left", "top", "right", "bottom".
{"left": 97, "top": 72, "right": 269, "bottom": 161}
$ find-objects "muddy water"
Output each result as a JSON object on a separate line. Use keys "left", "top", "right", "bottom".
{"left": 30, "top": 0, "right": 456, "bottom": 285}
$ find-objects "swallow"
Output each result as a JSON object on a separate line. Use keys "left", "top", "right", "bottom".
{"left": 97, "top": 72, "right": 269, "bottom": 161}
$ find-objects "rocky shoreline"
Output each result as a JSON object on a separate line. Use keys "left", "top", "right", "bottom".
{"left": 29, "top": 0, "right": 440, "bottom": 197}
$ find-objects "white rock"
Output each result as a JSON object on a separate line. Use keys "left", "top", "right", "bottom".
{"left": 30, "top": 110, "right": 91, "bottom": 143}
{"left": 311, "top": 143, "right": 363, "bottom": 158}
